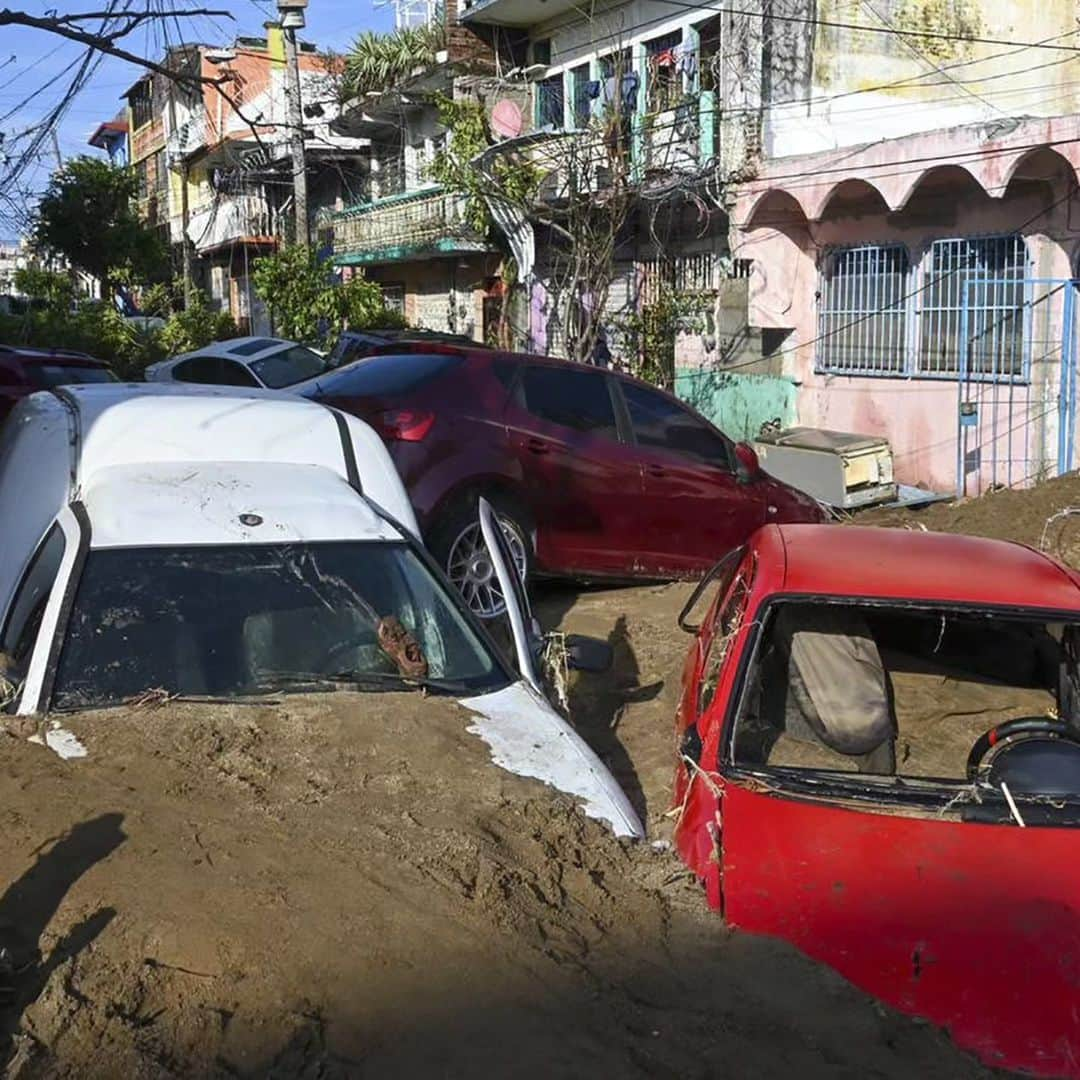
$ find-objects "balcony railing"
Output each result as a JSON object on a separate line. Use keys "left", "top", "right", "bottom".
{"left": 333, "top": 187, "right": 489, "bottom": 263}
{"left": 187, "top": 193, "right": 274, "bottom": 252}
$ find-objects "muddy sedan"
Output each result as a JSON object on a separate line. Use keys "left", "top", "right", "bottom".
{"left": 671, "top": 524, "right": 1080, "bottom": 1076}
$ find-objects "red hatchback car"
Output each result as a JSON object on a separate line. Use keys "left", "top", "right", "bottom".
{"left": 0, "top": 345, "right": 117, "bottom": 423}
{"left": 301, "top": 347, "right": 825, "bottom": 616}
{"left": 672, "top": 524, "right": 1080, "bottom": 1076}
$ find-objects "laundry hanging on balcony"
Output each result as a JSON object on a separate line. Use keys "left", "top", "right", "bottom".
{"left": 674, "top": 41, "right": 697, "bottom": 80}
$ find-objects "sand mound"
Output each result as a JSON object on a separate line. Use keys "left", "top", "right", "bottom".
{"left": 0, "top": 692, "right": 982, "bottom": 1077}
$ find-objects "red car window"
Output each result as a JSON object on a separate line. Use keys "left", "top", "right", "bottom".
{"left": 697, "top": 553, "right": 756, "bottom": 717}
{"left": 621, "top": 381, "right": 732, "bottom": 467}
{"left": 521, "top": 365, "right": 618, "bottom": 439}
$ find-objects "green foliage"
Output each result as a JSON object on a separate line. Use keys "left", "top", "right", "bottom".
{"left": 428, "top": 94, "right": 541, "bottom": 244}
{"left": 0, "top": 302, "right": 163, "bottom": 379}
{"left": 342, "top": 22, "right": 446, "bottom": 99}
{"left": 139, "top": 281, "right": 180, "bottom": 318}
{"left": 611, "top": 285, "right": 712, "bottom": 389}
{"left": 32, "top": 157, "right": 167, "bottom": 294}
{"left": 159, "top": 292, "right": 240, "bottom": 356}
{"left": 252, "top": 245, "right": 404, "bottom": 346}
{"left": 12, "top": 265, "right": 73, "bottom": 310}
{"left": 0, "top": 286, "right": 240, "bottom": 380}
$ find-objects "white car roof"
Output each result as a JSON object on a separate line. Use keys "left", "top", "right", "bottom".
{"left": 171, "top": 336, "right": 300, "bottom": 363}
{"left": 85, "top": 461, "right": 401, "bottom": 548}
{"left": 0, "top": 385, "right": 419, "bottom": 587}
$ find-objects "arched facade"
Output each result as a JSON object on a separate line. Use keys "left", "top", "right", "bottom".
{"left": 730, "top": 115, "right": 1080, "bottom": 496}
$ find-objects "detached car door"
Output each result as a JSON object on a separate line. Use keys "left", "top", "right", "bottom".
{"left": 504, "top": 363, "right": 642, "bottom": 576}
{"left": 616, "top": 380, "right": 766, "bottom": 574}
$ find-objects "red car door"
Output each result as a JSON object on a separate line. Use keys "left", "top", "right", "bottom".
{"left": 719, "top": 784, "right": 1080, "bottom": 1076}
{"left": 505, "top": 363, "right": 642, "bottom": 576}
{"left": 617, "top": 380, "right": 766, "bottom": 575}
{"left": 672, "top": 547, "right": 757, "bottom": 901}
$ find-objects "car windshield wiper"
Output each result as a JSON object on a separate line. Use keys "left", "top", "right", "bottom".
{"left": 243, "top": 670, "right": 476, "bottom": 696}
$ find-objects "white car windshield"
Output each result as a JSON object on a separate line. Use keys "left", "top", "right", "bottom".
{"left": 52, "top": 541, "right": 509, "bottom": 710}
{"left": 250, "top": 345, "right": 327, "bottom": 388}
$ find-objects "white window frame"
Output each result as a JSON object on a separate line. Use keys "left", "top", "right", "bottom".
{"left": 815, "top": 235, "right": 1030, "bottom": 384}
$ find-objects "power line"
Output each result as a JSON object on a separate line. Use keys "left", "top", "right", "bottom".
{"left": 643, "top": 1, "right": 1080, "bottom": 55}
{"left": 726, "top": 170, "right": 1080, "bottom": 373}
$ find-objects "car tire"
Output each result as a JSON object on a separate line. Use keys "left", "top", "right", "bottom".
{"left": 429, "top": 493, "right": 533, "bottom": 620}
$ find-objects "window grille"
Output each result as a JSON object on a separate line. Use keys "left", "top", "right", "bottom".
{"left": 570, "top": 64, "right": 591, "bottom": 128}
{"left": 381, "top": 284, "right": 405, "bottom": 315}
{"left": 645, "top": 31, "right": 683, "bottom": 113}
{"left": 816, "top": 244, "right": 910, "bottom": 375}
{"left": 918, "top": 235, "right": 1027, "bottom": 379}
{"left": 815, "top": 236, "right": 1029, "bottom": 382}
{"left": 536, "top": 74, "right": 565, "bottom": 129}
{"left": 130, "top": 83, "right": 153, "bottom": 130}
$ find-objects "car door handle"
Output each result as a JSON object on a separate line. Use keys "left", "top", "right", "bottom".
{"left": 526, "top": 438, "right": 550, "bottom": 455}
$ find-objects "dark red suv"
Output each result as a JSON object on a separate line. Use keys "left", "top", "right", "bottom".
{"left": 0, "top": 346, "right": 117, "bottom": 422}
{"left": 301, "top": 348, "right": 826, "bottom": 616}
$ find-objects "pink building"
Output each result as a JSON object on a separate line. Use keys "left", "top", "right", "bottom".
{"left": 735, "top": 116, "right": 1080, "bottom": 496}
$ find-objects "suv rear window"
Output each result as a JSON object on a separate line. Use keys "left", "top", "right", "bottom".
{"left": 30, "top": 364, "right": 116, "bottom": 388}
{"left": 315, "top": 353, "right": 461, "bottom": 397}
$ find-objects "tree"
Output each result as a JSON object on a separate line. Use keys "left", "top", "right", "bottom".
{"left": 251, "top": 244, "right": 404, "bottom": 346}
{"left": 428, "top": 88, "right": 635, "bottom": 366}
{"left": 32, "top": 157, "right": 167, "bottom": 296}
{"left": 13, "top": 264, "right": 73, "bottom": 311}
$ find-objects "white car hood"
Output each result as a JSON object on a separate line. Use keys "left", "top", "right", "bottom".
{"left": 460, "top": 680, "right": 644, "bottom": 840}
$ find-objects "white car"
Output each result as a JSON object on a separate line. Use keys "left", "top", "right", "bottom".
{"left": 144, "top": 336, "right": 327, "bottom": 390}
{"left": 0, "top": 384, "right": 643, "bottom": 839}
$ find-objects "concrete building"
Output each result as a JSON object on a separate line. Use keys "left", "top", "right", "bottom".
{"left": 727, "top": 1, "right": 1080, "bottom": 496}
{"left": 329, "top": 0, "right": 503, "bottom": 340}
{"left": 96, "top": 31, "right": 366, "bottom": 332}
{"left": 438, "top": 0, "right": 1080, "bottom": 497}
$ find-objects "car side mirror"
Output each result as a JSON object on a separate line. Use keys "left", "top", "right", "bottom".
{"left": 564, "top": 634, "right": 613, "bottom": 673}
{"left": 734, "top": 442, "right": 760, "bottom": 484}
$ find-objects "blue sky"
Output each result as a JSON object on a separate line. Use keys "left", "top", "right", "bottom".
{"left": 0, "top": 0, "right": 392, "bottom": 240}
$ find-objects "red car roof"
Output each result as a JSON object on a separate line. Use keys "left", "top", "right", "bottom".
{"left": 761, "top": 524, "right": 1080, "bottom": 611}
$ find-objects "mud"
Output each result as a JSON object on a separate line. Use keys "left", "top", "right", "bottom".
{"left": 0, "top": 691, "right": 983, "bottom": 1078}
{"left": 7, "top": 474, "right": 1073, "bottom": 1076}
{"left": 864, "top": 469, "right": 1080, "bottom": 564}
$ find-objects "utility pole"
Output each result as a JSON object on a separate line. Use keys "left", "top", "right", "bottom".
{"left": 165, "top": 68, "right": 194, "bottom": 306}
{"left": 278, "top": 0, "right": 309, "bottom": 244}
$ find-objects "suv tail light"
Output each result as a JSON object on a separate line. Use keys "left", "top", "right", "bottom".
{"left": 375, "top": 409, "right": 435, "bottom": 442}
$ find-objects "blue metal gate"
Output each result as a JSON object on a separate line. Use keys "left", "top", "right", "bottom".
{"left": 956, "top": 277, "right": 1075, "bottom": 497}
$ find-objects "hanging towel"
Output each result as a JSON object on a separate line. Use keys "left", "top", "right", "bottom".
{"left": 675, "top": 42, "right": 697, "bottom": 79}
{"left": 586, "top": 79, "right": 601, "bottom": 99}
{"left": 621, "top": 70, "right": 640, "bottom": 112}
{"left": 654, "top": 48, "right": 676, "bottom": 68}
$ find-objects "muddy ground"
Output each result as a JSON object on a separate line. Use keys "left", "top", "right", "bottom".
{"left": 7, "top": 474, "right": 1074, "bottom": 1078}
{"left": 0, "top": 692, "right": 979, "bottom": 1078}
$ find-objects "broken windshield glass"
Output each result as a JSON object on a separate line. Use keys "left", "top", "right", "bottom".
{"left": 51, "top": 541, "right": 509, "bottom": 710}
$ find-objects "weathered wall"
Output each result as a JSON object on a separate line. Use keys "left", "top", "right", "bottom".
{"left": 735, "top": 142, "right": 1079, "bottom": 493}
{"left": 675, "top": 368, "right": 799, "bottom": 442}
{"left": 767, "top": 0, "right": 1080, "bottom": 158}
{"left": 368, "top": 255, "right": 490, "bottom": 340}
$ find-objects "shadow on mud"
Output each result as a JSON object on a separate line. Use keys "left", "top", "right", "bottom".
{"left": 533, "top": 585, "right": 664, "bottom": 823}
{"left": 0, "top": 813, "right": 124, "bottom": 1059}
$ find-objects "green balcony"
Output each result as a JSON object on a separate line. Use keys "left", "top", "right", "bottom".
{"left": 332, "top": 187, "right": 492, "bottom": 266}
